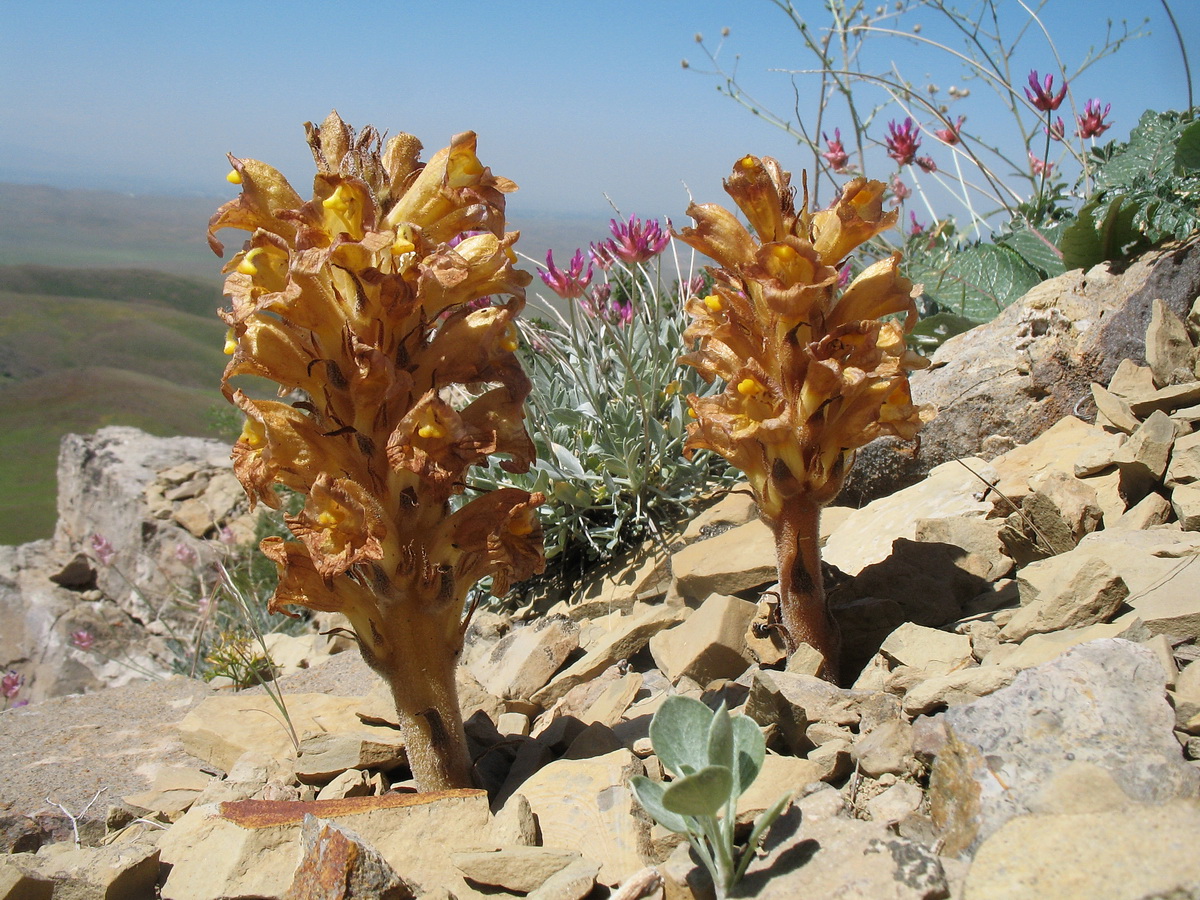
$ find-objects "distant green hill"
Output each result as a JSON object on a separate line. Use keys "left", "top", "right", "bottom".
{"left": 0, "top": 264, "right": 224, "bottom": 320}
{"left": 0, "top": 281, "right": 231, "bottom": 545}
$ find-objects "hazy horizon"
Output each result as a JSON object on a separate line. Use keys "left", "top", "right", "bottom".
{"left": 5, "top": 0, "right": 1196, "bottom": 234}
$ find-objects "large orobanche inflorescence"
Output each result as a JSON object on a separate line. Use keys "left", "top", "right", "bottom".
{"left": 209, "top": 112, "right": 545, "bottom": 789}
{"left": 676, "top": 155, "right": 933, "bottom": 677}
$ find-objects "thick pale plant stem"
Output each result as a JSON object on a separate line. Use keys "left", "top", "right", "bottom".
{"left": 773, "top": 497, "right": 841, "bottom": 679}
{"left": 361, "top": 598, "right": 475, "bottom": 791}
{"left": 380, "top": 647, "right": 473, "bottom": 790}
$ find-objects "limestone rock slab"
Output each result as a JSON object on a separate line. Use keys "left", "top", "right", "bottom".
{"left": 928, "top": 639, "right": 1199, "bottom": 858}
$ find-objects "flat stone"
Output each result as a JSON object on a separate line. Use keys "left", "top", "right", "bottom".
{"left": 648, "top": 593, "right": 757, "bottom": 686}
{"left": 295, "top": 730, "right": 406, "bottom": 783}
{"left": 824, "top": 458, "right": 994, "bottom": 576}
{"left": 468, "top": 616, "right": 579, "bottom": 701}
{"left": 1146, "top": 297, "right": 1196, "bottom": 387}
{"left": 497, "top": 749, "right": 649, "bottom": 887}
{"left": 669, "top": 517, "right": 776, "bottom": 602}
{"left": 879, "top": 623, "right": 974, "bottom": 679}
{"left": 452, "top": 847, "right": 584, "bottom": 893}
{"left": 866, "top": 780, "right": 924, "bottom": 824}
{"left": 1173, "top": 481, "right": 1200, "bottom": 530}
{"left": 734, "top": 806, "right": 950, "bottom": 900}
{"left": 744, "top": 669, "right": 869, "bottom": 754}
{"left": 851, "top": 718, "right": 915, "bottom": 777}
{"left": 735, "top": 754, "right": 822, "bottom": 824}
{"left": 1002, "top": 550, "right": 1128, "bottom": 642}
{"left": 176, "top": 692, "right": 376, "bottom": 773}
{"left": 1108, "top": 490, "right": 1173, "bottom": 529}
{"left": 159, "top": 790, "right": 493, "bottom": 900}
{"left": 1168, "top": 429, "right": 1200, "bottom": 488}
{"left": 1113, "top": 409, "right": 1177, "bottom": 501}
{"left": 1107, "top": 358, "right": 1157, "bottom": 401}
{"left": 281, "top": 814, "right": 407, "bottom": 900}
{"left": 902, "top": 666, "right": 1017, "bottom": 717}
{"left": 531, "top": 603, "right": 688, "bottom": 707}
{"left": 928, "top": 639, "right": 1199, "bottom": 858}
{"left": 984, "top": 621, "right": 1127, "bottom": 671}
{"left": 987, "top": 417, "right": 1115, "bottom": 503}
{"left": 1131, "top": 381, "right": 1200, "bottom": 417}
{"left": 914, "top": 516, "right": 1012, "bottom": 581}
{"left": 680, "top": 486, "right": 758, "bottom": 542}
{"left": 13, "top": 840, "right": 160, "bottom": 900}
{"left": 1090, "top": 383, "right": 1141, "bottom": 434}
{"left": 315, "top": 769, "right": 373, "bottom": 801}
{"left": 963, "top": 801, "right": 1200, "bottom": 900}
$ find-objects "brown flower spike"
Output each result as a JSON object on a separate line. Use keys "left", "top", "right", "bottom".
{"left": 210, "top": 112, "right": 545, "bottom": 789}
{"left": 676, "top": 156, "right": 932, "bottom": 679}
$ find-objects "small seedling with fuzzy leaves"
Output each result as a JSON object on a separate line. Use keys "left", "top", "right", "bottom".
{"left": 630, "top": 695, "right": 792, "bottom": 898}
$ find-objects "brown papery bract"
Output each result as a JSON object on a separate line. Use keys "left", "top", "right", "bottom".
{"left": 212, "top": 111, "right": 544, "bottom": 790}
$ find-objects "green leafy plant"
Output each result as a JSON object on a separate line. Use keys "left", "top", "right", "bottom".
{"left": 1061, "top": 109, "right": 1200, "bottom": 269}
{"left": 630, "top": 696, "right": 791, "bottom": 899}
{"left": 475, "top": 228, "right": 736, "bottom": 599}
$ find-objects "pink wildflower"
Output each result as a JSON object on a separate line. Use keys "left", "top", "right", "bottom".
{"left": 916, "top": 156, "right": 938, "bottom": 174}
{"left": 1044, "top": 117, "right": 1066, "bottom": 142}
{"left": 822, "top": 129, "right": 850, "bottom": 172}
{"left": 90, "top": 533, "right": 116, "bottom": 566}
{"left": 889, "top": 174, "right": 911, "bottom": 206}
{"left": 1076, "top": 99, "right": 1113, "bottom": 139}
{"left": 1025, "top": 70, "right": 1067, "bottom": 112}
{"left": 2, "top": 670, "right": 23, "bottom": 699}
{"left": 590, "top": 216, "right": 670, "bottom": 267}
{"left": 539, "top": 249, "right": 594, "bottom": 300}
{"left": 934, "top": 116, "right": 965, "bottom": 145}
{"left": 1029, "top": 151, "right": 1054, "bottom": 177}
{"left": 174, "top": 543, "right": 198, "bottom": 565}
{"left": 71, "top": 630, "right": 95, "bottom": 651}
{"left": 885, "top": 118, "right": 921, "bottom": 166}
{"left": 910, "top": 211, "right": 925, "bottom": 235}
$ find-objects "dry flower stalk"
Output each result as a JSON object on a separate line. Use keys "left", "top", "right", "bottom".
{"left": 209, "top": 112, "right": 545, "bottom": 789}
{"left": 676, "top": 155, "right": 933, "bottom": 678}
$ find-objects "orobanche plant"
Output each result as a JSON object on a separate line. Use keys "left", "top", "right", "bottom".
{"left": 676, "top": 156, "right": 933, "bottom": 677}
{"left": 209, "top": 112, "right": 545, "bottom": 789}
{"left": 630, "top": 696, "right": 790, "bottom": 899}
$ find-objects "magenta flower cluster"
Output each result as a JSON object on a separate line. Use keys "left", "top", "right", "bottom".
{"left": 591, "top": 215, "right": 671, "bottom": 267}
{"left": 1025, "top": 70, "right": 1068, "bottom": 112}
{"left": 537, "top": 215, "right": 671, "bottom": 325}
{"left": 822, "top": 128, "right": 850, "bottom": 172}
{"left": 539, "top": 249, "right": 594, "bottom": 299}
{"left": 90, "top": 533, "right": 115, "bottom": 566}
{"left": 1077, "top": 99, "right": 1113, "bottom": 139}
{"left": 885, "top": 118, "right": 921, "bottom": 166}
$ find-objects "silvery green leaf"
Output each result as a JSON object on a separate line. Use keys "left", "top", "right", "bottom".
{"left": 730, "top": 714, "right": 766, "bottom": 798}
{"left": 650, "top": 695, "right": 714, "bottom": 778}
{"left": 706, "top": 701, "right": 733, "bottom": 772}
{"left": 662, "top": 766, "right": 734, "bottom": 817}
{"left": 629, "top": 775, "right": 691, "bottom": 834}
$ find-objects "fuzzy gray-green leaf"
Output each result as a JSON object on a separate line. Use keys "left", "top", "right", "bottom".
{"left": 650, "top": 695, "right": 715, "bottom": 778}
{"left": 630, "top": 775, "right": 692, "bottom": 834}
{"left": 729, "top": 713, "right": 766, "bottom": 798}
{"left": 662, "top": 766, "right": 734, "bottom": 817}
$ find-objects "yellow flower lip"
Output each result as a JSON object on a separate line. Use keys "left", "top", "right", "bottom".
{"left": 737, "top": 377, "right": 766, "bottom": 396}
{"left": 223, "top": 327, "right": 237, "bottom": 355}
{"left": 703, "top": 294, "right": 723, "bottom": 312}
{"left": 738, "top": 155, "right": 758, "bottom": 170}
{"left": 226, "top": 169, "right": 243, "bottom": 185}
{"left": 237, "top": 247, "right": 263, "bottom": 276}
{"left": 418, "top": 423, "right": 446, "bottom": 440}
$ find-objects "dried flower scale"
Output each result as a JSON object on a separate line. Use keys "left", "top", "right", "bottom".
{"left": 210, "top": 112, "right": 545, "bottom": 790}
{"left": 676, "top": 156, "right": 932, "bottom": 677}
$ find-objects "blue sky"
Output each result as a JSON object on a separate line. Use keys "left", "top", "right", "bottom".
{"left": 3, "top": 0, "right": 1195, "bottom": 229}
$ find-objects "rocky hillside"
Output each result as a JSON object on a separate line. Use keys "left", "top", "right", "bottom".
{"left": 2, "top": 239, "right": 1200, "bottom": 898}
